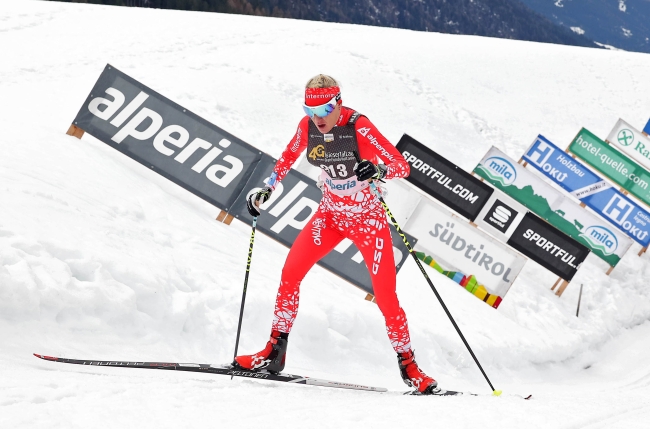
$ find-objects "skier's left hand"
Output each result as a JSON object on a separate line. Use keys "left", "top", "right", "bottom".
{"left": 246, "top": 186, "right": 273, "bottom": 217}
{"left": 354, "top": 160, "right": 387, "bottom": 182}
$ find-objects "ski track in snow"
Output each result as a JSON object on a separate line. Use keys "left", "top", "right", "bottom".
{"left": 2, "top": 1, "right": 650, "bottom": 427}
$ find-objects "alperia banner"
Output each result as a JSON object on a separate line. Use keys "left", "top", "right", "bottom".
{"left": 606, "top": 118, "right": 650, "bottom": 173}
{"left": 523, "top": 134, "right": 650, "bottom": 247}
{"left": 70, "top": 64, "right": 413, "bottom": 295}
{"left": 568, "top": 128, "right": 650, "bottom": 207}
{"left": 474, "top": 146, "right": 632, "bottom": 267}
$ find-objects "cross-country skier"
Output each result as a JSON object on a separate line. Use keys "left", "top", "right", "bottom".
{"left": 233, "top": 74, "right": 438, "bottom": 395}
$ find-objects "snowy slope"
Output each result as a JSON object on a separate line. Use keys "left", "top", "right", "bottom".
{"left": 2, "top": 1, "right": 650, "bottom": 428}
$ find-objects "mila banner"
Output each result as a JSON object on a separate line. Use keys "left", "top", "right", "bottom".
{"left": 72, "top": 64, "right": 260, "bottom": 210}
{"left": 568, "top": 128, "right": 650, "bottom": 207}
{"left": 522, "top": 134, "right": 650, "bottom": 247}
{"left": 227, "top": 155, "right": 417, "bottom": 295}
{"left": 606, "top": 118, "right": 650, "bottom": 173}
{"left": 474, "top": 146, "right": 632, "bottom": 267}
{"left": 403, "top": 199, "right": 526, "bottom": 304}
{"left": 396, "top": 134, "right": 493, "bottom": 221}
{"left": 507, "top": 212, "right": 589, "bottom": 281}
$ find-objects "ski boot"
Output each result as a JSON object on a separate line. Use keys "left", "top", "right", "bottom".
{"left": 232, "top": 330, "right": 289, "bottom": 374}
{"left": 397, "top": 350, "right": 439, "bottom": 395}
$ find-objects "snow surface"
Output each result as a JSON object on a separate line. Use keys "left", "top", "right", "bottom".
{"left": 2, "top": 1, "right": 650, "bottom": 428}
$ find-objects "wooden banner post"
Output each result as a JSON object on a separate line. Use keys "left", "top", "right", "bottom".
{"left": 66, "top": 124, "right": 85, "bottom": 139}
{"left": 216, "top": 210, "right": 234, "bottom": 225}
{"left": 555, "top": 279, "right": 570, "bottom": 297}
{"left": 639, "top": 246, "right": 648, "bottom": 257}
{"left": 551, "top": 277, "right": 562, "bottom": 291}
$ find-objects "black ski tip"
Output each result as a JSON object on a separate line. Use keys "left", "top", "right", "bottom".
{"left": 524, "top": 394, "right": 533, "bottom": 400}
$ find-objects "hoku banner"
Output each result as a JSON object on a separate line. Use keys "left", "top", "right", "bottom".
{"left": 523, "top": 135, "right": 650, "bottom": 247}
{"left": 606, "top": 118, "right": 650, "bottom": 173}
{"left": 71, "top": 64, "right": 413, "bottom": 295}
{"left": 403, "top": 198, "right": 527, "bottom": 305}
{"left": 568, "top": 128, "right": 650, "bottom": 207}
{"left": 474, "top": 146, "right": 632, "bottom": 267}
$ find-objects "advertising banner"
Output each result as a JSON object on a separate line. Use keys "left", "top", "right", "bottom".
{"left": 396, "top": 134, "right": 494, "bottom": 221}
{"left": 568, "top": 128, "right": 650, "bottom": 207}
{"left": 643, "top": 118, "right": 650, "bottom": 136}
{"left": 72, "top": 65, "right": 414, "bottom": 295}
{"left": 474, "top": 147, "right": 632, "bottom": 267}
{"left": 523, "top": 135, "right": 650, "bottom": 247}
{"left": 72, "top": 64, "right": 261, "bottom": 210}
{"left": 475, "top": 191, "right": 528, "bottom": 243}
{"left": 606, "top": 118, "right": 650, "bottom": 173}
{"left": 507, "top": 212, "right": 589, "bottom": 281}
{"left": 403, "top": 199, "right": 526, "bottom": 306}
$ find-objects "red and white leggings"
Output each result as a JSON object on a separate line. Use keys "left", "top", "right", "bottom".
{"left": 271, "top": 188, "right": 412, "bottom": 354}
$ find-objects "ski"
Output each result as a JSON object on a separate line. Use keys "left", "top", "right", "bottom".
{"left": 404, "top": 389, "right": 532, "bottom": 399}
{"left": 34, "top": 354, "right": 531, "bottom": 399}
{"left": 33, "top": 354, "right": 387, "bottom": 393}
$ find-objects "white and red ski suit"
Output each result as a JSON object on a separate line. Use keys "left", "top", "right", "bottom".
{"left": 268, "top": 106, "right": 414, "bottom": 353}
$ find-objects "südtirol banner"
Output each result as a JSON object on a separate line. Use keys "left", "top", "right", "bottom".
{"left": 403, "top": 199, "right": 527, "bottom": 308}
{"left": 568, "top": 128, "right": 650, "bottom": 207}
{"left": 474, "top": 146, "right": 632, "bottom": 267}
{"left": 396, "top": 134, "right": 494, "bottom": 221}
{"left": 507, "top": 212, "right": 590, "bottom": 281}
{"left": 606, "top": 118, "right": 650, "bottom": 173}
{"left": 522, "top": 135, "right": 650, "bottom": 247}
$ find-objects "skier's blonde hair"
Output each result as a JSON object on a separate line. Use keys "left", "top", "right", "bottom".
{"left": 305, "top": 74, "right": 339, "bottom": 89}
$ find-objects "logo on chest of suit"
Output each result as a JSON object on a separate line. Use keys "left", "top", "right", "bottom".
{"left": 324, "top": 134, "right": 334, "bottom": 142}
{"left": 309, "top": 144, "right": 325, "bottom": 160}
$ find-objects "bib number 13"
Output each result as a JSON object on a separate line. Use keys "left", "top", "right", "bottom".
{"left": 321, "top": 164, "right": 348, "bottom": 178}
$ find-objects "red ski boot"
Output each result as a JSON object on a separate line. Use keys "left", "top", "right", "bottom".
{"left": 397, "top": 350, "right": 439, "bottom": 395}
{"left": 232, "top": 330, "right": 289, "bottom": 374}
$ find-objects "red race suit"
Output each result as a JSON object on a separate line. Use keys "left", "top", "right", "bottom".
{"left": 269, "top": 107, "right": 413, "bottom": 353}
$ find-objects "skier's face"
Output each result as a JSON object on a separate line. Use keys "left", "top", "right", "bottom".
{"left": 311, "top": 103, "right": 340, "bottom": 134}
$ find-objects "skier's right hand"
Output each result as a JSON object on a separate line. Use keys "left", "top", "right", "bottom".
{"left": 246, "top": 186, "right": 273, "bottom": 217}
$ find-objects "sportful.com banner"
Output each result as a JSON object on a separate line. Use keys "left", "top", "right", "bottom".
{"left": 396, "top": 134, "right": 494, "bottom": 221}
{"left": 476, "top": 188, "right": 589, "bottom": 282}
{"left": 403, "top": 199, "right": 526, "bottom": 307}
{"left": 507, "top": 212, "right": 590, "bottom": 281}
{"left": 71, "top": 64, "right": 413, "bottom": 295}
{"left": 606, "top": 118, "right": 650, "bottom": 173}
{"left": 568, "top": 128, "right": 650, "bottom": 207}
{"left": 474, "top": 146, "right": 632, "bottom": 267}
{"left": 523, "top": 135, "right": 650, "bottom": 247}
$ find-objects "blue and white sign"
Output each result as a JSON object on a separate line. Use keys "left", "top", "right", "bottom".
{"left": 523, "top": 135, "right": 650, "bottom": 247}
{"left": 643, "top": 118, "right": 650, "bottom": 136}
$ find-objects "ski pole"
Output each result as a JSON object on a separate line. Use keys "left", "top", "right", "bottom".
{"left": 353, "top": 152, "right": 500, "bottom": 395}
{"left": 232, "top": 216, "right": 258, "bottom": 379}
